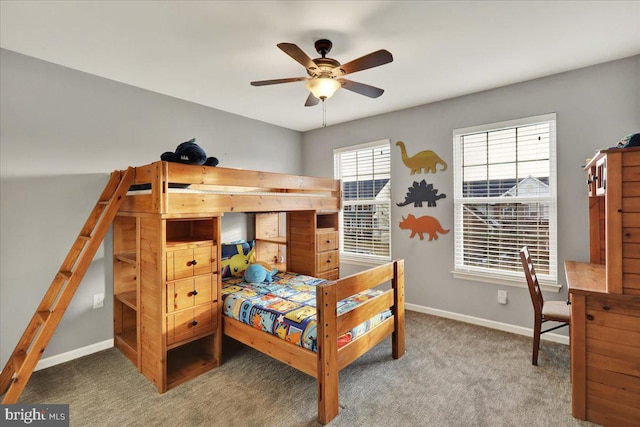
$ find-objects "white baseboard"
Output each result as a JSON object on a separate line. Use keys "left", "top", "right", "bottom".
{"left": 33, "top": 305, "right": 567, "bottom": 371}
{"left": 35, "top": 339, "right": 113, "bottom": 371}
{"left": 406, "top": 303, "right": 570, "bottom": 346}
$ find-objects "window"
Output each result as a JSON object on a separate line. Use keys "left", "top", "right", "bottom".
{"left": 453, "top": 114, "right": 558, "bottom": 289}
{"left": 334, "top": 140, "right": 391, "bottom": 265}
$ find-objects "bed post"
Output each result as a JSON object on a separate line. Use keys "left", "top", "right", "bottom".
{"left": 316, "top": 281, "right": 339, "bottom": 424}
{"left": 392, "top": 259, "right": 406, "bottom": 359}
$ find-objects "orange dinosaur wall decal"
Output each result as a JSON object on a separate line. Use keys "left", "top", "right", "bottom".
{"left": 399, "top": 214, "right": 450, "bottom": 241}
{"left": 396, "top": 141, "right": 447, "bottom": 174}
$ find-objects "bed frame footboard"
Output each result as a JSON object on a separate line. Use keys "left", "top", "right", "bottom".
{"left": 222, "top": 259, "right": 405, "bottom": 425}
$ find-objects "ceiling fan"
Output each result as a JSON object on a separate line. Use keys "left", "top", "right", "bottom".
{"left": 250, "top": 39, "right": 393, "bottom": 106}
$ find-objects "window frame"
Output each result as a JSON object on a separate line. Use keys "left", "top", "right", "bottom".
{"left": 334, "top": 139, "right": 392, "bottom": 266}
{"left": 452, "top": 113, "right": 560, "bottom": 292}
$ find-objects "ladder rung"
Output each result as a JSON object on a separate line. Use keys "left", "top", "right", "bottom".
{"left": 97, "top": 200, "right": 110, "bottom": 205}
{"left": 36, "top": 310, "right": 51, "bottom": 323}
{"left": 78, "top": 235, "right": 91, "bottom": 241}
{"left": 57, "top": 270, "right": 73, "bottom": 281}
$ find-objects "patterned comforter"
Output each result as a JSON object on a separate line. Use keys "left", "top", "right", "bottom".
{"left": 222, "top": 272, "right": 391, "bottom": 352}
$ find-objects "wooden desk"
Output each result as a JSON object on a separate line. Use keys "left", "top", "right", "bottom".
{"left": 565, "top": 261, "right": 640, "bottom": 427}
{"left": 565, "top": 261, "right": 606, "bottom": 294}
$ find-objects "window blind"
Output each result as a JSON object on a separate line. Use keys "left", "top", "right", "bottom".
{"left": 453, "top": 114, "right": 557, "bottom": 285}
{"left": 334, "top": 140, "right": 391, "bottom": 262}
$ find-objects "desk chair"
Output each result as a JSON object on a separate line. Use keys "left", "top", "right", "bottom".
{"left": 519, "top": 246, "right": 571, "bottom": 365}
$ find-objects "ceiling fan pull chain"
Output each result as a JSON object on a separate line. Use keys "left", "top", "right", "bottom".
{"left": 322, "top": 100, "right": 327, "bottom": 127}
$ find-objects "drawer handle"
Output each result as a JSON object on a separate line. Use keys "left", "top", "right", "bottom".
{"left": 326, "top": 239, "right": 331, "bottom": 244}
{"left": 188, "top": 259, "right": 198, "bottom": 266}
{"left": 326, "top": 259, "right": 331, "bottom": 263}
{"left": 190, "top": 290, "right": 198, "bottom": 297}
{"left": 602, "top": 305, "right": 610, "bottom": 311}
{"left": 586, "top": 314, "right": 594, "bottom": 321}
{"left": 191, "top": 320, "right": 198, "bottom": 326}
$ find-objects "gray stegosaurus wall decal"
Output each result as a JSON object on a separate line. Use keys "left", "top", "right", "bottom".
{"left": 397, "top": 179, "right": 446, "bottom": 208}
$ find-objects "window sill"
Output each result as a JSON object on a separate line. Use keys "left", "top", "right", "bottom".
{"left": 341, "top": 253, "right": 391, "bottom": 267}
{"left": 452, "top": 270, "right": 561, "bottom": 293}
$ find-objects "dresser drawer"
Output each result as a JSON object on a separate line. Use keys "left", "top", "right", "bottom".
{"left": 316, "top": 269, "right": 339, "bottom": 281}
{"left": 316, "top": 230, "right": 338, "bottom": 252}
{"left": 316, "top": 250, "right": 339, "bottom": 273}
{"left": 166, "top": 303, "right": 216, "bottom": 345}
{"left": 166, "top": 274, "right": 216, "bottom": 313}
{"left": 167, "top": 245, "right": 216, "bottom": 280}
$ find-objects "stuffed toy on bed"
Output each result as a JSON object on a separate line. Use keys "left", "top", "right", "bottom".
{"left": 161, "top": 138, "right": 219, "bottom": 166}
{"left": 244, "top": 261, "right": 278, "bottom": 283}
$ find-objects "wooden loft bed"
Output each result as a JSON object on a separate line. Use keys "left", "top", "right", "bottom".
{"left": 113, "top": 161, "right": 405, "bottom": 425}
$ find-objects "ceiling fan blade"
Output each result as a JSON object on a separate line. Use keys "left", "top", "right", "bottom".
{"left": 304, "top": 93, "right": 320, "bottom": 107}
{"left": 277, "top": 43, "right": 317, "bottom": 71}
{"left": 332, "top": 49, "right": 393, "bottom": 76}
{"left": 250, "top": 77, "right": 308, "bottom": 86}
{"left": 338, "top": 79, "right": 385, "bottom": 98}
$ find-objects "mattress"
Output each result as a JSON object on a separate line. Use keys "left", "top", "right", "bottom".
{"left": 222, "top": 272, "right": 392, "bottom": 352}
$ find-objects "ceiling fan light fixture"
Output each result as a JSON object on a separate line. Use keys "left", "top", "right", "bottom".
{"left": 305, "top": 77, "right": 341, "bottom": 100}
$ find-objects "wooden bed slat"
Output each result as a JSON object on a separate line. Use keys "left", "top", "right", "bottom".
{"left": 168, "top": 163, "right": 339, "bottom": 192}
{"left": 223, "top": 317, "right": 318, "bottom": 377}
{"left": 168, "top": 193, "right": 340, "bottom": 214}
{"left": 336, "top": 262, "right": 395, "bottom": 301}
{"left": 338, "top": 316, "right": 395, "bottom": 370}
{"left": 337, "top": 290, "right": 394, "bottom": 336}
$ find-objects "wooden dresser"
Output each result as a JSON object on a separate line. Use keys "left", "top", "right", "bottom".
{"left": 113, "top": 214, "right": 222, "bottom": 392}
{"left": 565, "top": 147, "right": 640, "bottom": 427}
{"left": 287, "top": 211, "right": 339, "bottom": 280}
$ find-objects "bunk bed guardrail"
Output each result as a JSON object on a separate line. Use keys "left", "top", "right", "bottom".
{"left": 121, "top": 161, "right": 341, "bottom": 214}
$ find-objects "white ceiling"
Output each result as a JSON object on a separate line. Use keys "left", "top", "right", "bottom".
{"left": 1, "top": 1, "right": 639, "bottom": 132}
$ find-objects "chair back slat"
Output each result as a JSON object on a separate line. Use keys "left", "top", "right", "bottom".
{"left": 520, "top": 246, "right": 544, "bottom": 315}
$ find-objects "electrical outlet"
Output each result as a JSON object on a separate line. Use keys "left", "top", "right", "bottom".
{"left": 497, "top": 290, "right": 508, "bottom": 305}
{"left": 93, "top": 293, "right": 105, "bottom": 309}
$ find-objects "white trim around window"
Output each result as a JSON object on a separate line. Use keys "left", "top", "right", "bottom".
{"left": 452, "top": 113, "right": 559, "bottom": 291}
{"left": 334, "top": 139, "right": 392, "bottom": 265}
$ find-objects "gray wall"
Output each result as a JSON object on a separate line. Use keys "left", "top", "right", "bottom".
{"left": 303, "top": 55, "right": 640, "bottom": 331}
{"left": 2, "top": 47, "right": 638, "bottom": 368}
{"left": 0, "top": 49, "right": 302, "bottom": 366}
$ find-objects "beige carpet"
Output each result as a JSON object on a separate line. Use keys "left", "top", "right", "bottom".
{"left": 17, "top": 311, "right": 596, "bottom": 426}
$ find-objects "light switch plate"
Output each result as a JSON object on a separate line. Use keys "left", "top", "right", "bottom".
{"left": 93, "top": 293, "right": 105, "bottom": 309}
{"left": 498, "top": 290, "right": 508, "bottom": 305}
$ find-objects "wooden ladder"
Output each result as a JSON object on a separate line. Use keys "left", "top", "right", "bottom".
{"left": 0, "top": 167, "right": 134, "bottom": 403}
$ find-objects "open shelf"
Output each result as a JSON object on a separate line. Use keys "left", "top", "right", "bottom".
{"left": 115, "top": 328, "right": 137, "bottom": 366}
{"left": 166, "top": 334, "right": 217, "bottom": 390}
{"left": 255, "top": 212, "right": 287, "bottom": 269}
{"left": 166, "top": 218, "right": 216, "bottom": 247}
{"left": 115, "top": 291, "right": 137, "bottom": 310}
